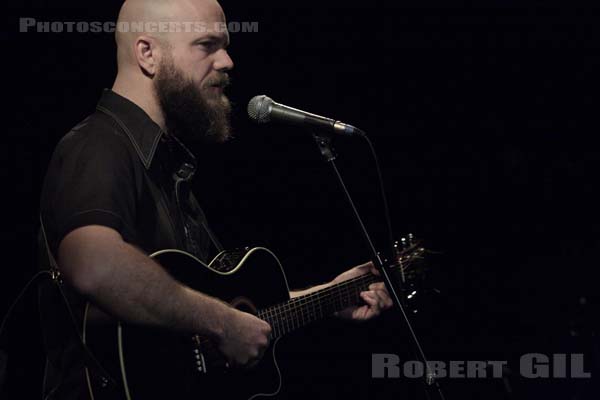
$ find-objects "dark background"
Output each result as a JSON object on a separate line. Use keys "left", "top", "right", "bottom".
{"left": 2, "top": 0, "right": 599, "bottom": 398}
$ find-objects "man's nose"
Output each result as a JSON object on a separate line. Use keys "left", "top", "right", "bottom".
{"left": 215, "top": 49, "right": 234, "bottom": 71}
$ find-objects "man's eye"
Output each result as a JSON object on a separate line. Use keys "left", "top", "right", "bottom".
{"left": 198, "top": 42, "right": 216, "bottom": 49}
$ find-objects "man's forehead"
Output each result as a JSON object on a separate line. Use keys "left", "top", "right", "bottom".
{"left": 181, "top": 0, "right": 226, "bottom": 23}
{"left": 177, "top": 0, "right": 229, "bottom": 38}
{"left": 150, "top": 0, "right": 229, "bottom": 44}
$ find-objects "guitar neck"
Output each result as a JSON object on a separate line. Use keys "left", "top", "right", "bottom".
{"left": 257, "top": 273, "right": 378, "bottom": 338}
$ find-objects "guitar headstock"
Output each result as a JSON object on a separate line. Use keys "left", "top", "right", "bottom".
{"left": 389, "top": 234, "right": 437, "bottom": 313}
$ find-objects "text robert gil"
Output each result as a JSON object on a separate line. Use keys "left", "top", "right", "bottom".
{"left": 372, "top": 353, "right": 591, "bottom": 379}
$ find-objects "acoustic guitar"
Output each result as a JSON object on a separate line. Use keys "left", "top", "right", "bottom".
{"left": 83, "top": 239, "right": 425, "bottom": 399}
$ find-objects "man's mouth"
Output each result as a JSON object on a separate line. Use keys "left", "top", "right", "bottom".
{"left": 206, "top": 74, "right": 230, "bottom": 90}
{"left": 207, "top": 82, "right": 226, "bottom": 90}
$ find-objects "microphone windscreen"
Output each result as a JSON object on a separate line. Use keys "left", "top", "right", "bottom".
{"left": 247, "top": 95, "right": 273, "bottom": 123}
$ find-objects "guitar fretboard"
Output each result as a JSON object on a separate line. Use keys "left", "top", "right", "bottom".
{"left": 257, "top": 273, "right": 378, "bottom": 338}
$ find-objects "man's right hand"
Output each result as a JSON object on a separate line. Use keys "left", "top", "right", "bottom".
{"left": 218, "top": 308, "right": 272, "bottom": 368}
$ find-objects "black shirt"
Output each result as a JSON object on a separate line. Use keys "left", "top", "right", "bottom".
{"left": 39, "top": 89, "right": 219, "bottom": 399}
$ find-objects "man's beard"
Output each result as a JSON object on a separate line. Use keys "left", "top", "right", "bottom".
{"left": 154, "top": 57, "right": 232, "bottom": 144}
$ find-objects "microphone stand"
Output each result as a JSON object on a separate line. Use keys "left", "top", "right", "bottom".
{"left": 312, "top": 133, "right": 445, "bottom": 400}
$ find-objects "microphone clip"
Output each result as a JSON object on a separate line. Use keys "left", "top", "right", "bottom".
{"left": 313, "top": 133, "right": 337, "bottom": 163}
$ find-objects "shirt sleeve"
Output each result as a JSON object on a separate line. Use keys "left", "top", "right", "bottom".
{"left": 40, "top": 124, "right": 139, "bottom": 256}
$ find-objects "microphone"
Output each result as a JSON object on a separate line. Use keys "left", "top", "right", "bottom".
{"left": 247, "top": 95, "right": 366, "bottom": 137}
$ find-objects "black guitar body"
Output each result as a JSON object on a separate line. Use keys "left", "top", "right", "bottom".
{"left": 84, "top": 248, "right": 291, "bottom": 400}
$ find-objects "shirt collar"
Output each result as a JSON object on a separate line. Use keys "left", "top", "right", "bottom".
{"left": 96, "top": 89, "right": 196, "bottom": 171}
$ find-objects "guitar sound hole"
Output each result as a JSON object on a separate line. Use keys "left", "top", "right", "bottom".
{"left": 230, "top": 297, "right": 257, "bottom": 315}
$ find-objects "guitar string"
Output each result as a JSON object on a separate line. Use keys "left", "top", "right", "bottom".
{"left": 262, "top": 257, "right": 420, "bottom": 335}
{"left": 269, "top": 262, "right": 402, "bottom": 315}
{"left": 284, "top": 256, "right": 417, "bottom": 311}
{"left": 197, "top": 273, "right": 375, "bottom": 352}
{"left": 204, "top": 274, "right": 372, "bottom": 345}
{"left": 269, "top": 282, "right": 365, "bottom": 336}
{"left": 257, "top": 249, "right": 420, "bottom": 332}
{"left": 201, "top": 260, "right": 412, "bottom": 344}
{"left": 259, "top": 274, "right": 378, "bottom": 336}
{"left": 195, "top": 259, "right": 418, "bottom": 361}
{"left": 254, "top": 247, "right": 420, "bottom": 329}
{"left": 262, "top": 263, "right": 402, "bottom": 322}
{"left": 259, "top": 273, "right": 371, "bottom": 323}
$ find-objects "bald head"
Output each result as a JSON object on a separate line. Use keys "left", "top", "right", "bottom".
{"left": 115, "top": 0, "right": 228, "bottom": 71}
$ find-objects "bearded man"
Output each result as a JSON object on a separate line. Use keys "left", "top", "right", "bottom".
{"left": 38, "top": 0, "right": 392, "bottom": 398}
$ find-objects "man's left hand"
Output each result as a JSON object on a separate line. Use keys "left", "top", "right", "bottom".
{"left": 332, "top": 261, "right": 393, "bottom": 321}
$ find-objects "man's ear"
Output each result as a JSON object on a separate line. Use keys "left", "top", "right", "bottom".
{"left": 134, "top": 35, "right": 161, "bottom": 77}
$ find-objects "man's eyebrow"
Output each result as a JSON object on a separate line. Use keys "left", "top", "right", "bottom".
{"left": 191, "top": 34, "right": 229, "bottom": 47}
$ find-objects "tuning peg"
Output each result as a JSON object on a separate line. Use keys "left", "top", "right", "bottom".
{"left": 400, "top": 237, "right": 408, "bottom": 249}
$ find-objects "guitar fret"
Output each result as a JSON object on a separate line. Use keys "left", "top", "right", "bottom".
{"left": 300, "top": 300, "right": 306, "bottom": 326}
{"left": 274, "top": 309, "right": 280, "bottom": 337}
{"left": 289, "top": 304, "right": 295, "bottom": 332}
{"left": 258, "top": 274, "right": 378, "bottom": 340}
{"left": 268, "top": 308, "right": 276, "bottom": 338}
{"left": 272, "top": 307, "right": 280, "bottom": 337}
{"left": 293, "top": 303, "right": 298, "bottom": 330}
{"left": 287, "top": 303, "right": 293, "bottom": 334}
{"left": 275, "top": 308, "right": 282, "bottom": 338}
{"left": 282, "top": 303, "right": 289, "bottom": 335}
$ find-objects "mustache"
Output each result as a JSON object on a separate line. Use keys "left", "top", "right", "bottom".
{"left": 204, "top": 74, "right": 231, "bottom": 88}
